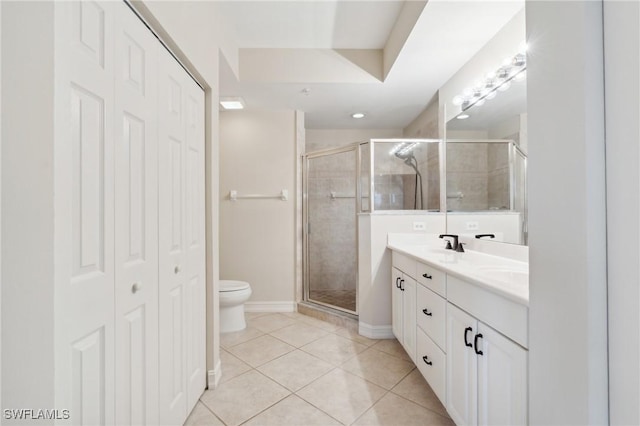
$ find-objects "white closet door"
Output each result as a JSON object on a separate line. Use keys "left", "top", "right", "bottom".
{"left": 54, "top": 1, "right": 116, "bottom": 424}
{"left": 158, "top": 45, "right": 189, "bottom": 425}
{"left": 184, "top": 77, "right": 206, "bottom": 410}
{"left": 114, "top": 2, "right": 159, "bottom": 425}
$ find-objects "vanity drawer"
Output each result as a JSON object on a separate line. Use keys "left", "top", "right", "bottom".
{"left": 417, "top": 284, "right": 446, "bottom": 350}
{"left": 392, "top": 251, "right": 417, "bottom": 279}
{"left": 416, "top": 327, "right": 446, "bottom": 406}
{"left": 417, "top": 262, "right": 446, "bottom": 296}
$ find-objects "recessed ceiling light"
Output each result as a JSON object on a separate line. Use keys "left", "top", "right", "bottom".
{"left": 351, "top": 112, "right": 365, "bottom": 119}
{"left": 457, "top": 114, "right": 470, "bottom": 120}
{"left": 220, "top": 97, "right": 245, "bottom": 110}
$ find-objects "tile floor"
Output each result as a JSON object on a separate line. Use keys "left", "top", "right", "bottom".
{"left": 185, "top": 312, "right": 454, "bottom": 426}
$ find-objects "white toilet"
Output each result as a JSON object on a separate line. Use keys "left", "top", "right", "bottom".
{"left": 219, "top": 280, "right": 252, "bottom": 333}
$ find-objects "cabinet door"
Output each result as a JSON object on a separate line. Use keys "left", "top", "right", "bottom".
{"left": 477, "top": 323, "right": 528, "bottom": 426}
{"left": 114, "top": 3, "right": 160, "bottom": 425}
{"left": 391, "top": 268, "right": 403, "bottom": 342}
{"left": 447, "top": 304, "right": 478, "bottom": 426}
{"left": 402, "top": 277, "right": 417, "bottom": 362}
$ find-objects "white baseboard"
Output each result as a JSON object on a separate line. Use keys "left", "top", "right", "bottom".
{"left": 359, "top": 322, "right": 394, "bottom": 339}
{"left": 207, "top": 359, "right": 222, "bottom": 389}
{"left": 244, "top": 301, "right": 296, "bottom": 313}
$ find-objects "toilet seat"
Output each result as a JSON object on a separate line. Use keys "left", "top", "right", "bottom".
{"left": 220, "top": 280, "right": 250, "bottom": 292}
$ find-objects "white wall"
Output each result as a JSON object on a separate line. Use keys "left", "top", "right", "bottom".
{"left": 1, "top": 1, "right": 56, "bottom": 413}
{"left": 402, "top": 98, "right": 440, "bottom": 139}
{"left": 526, "top": 1, "right": 608, "bottom": 423}
{"left": 358, "top": 213, "right": 446, "bottom": 336}
{"left": 604, "top": 2, "right": 639, "bottom": 424}
{"left": 306, "top": 128, "right": 402, "bottom": 152}
{"left": 219, "top": 110, "right": 298, "bottom": 310}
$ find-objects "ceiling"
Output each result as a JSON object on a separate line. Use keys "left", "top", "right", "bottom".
{"left": 218, "top": 0, "right": 524, "bottom": 130}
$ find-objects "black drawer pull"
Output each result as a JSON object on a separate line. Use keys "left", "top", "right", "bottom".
{"left": 400, "top": 279, "right": 405, "bottom": 291}
{"left": 422, "top": 355, "right": 433, "bottom": 366}
{"left": 422, "top": 309, "right": 433, "bottom": 316}
{"left": 474, "top": 333, "right": 484, "bottom": 355}
{"left": 422, "top": 273, "right": 432, "bottom": 280}
{"left": 395, "top": 277, "right": 401, "bottom": 288}
{"left": 464, "top": 327, "right": 473, "bottom": 347}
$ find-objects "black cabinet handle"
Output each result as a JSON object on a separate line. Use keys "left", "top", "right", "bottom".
{"left": 422, "top": 273, "right": 432, "bottom": 280}
{"left": 400, "top": 279, "right": 405, "bottom": 291}
{"left": 395, "top": 277, "right": 401, "bottom": 288}
{"left": 422, "top": 355, "right": 432, "bottom": 366}
{"left": 422, "top": 309, "right": 432, "bottom": 316}
{"left": 464, "top": 327, "right": 473, "bottom": 347}
{"left": 474, "top": 333, "right": 484, "bottom": 355}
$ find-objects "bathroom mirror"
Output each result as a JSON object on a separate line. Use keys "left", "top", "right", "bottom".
{"left": 445, "top": 72, "right": 528, "bottom": 245}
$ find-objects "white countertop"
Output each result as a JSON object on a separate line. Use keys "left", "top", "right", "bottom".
{"left": 387, "top": 236, "right": 529, "bottom": 306}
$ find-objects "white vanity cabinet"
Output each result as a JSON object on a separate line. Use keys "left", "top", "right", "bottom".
{"left": 389, "top": 244, "right": 529, "bottom": 426}
{"left": 447, "top": 303, "right": 527, "bottom": 426}
{"left": 391, "top": 266, "right": 417, "bottom": 362}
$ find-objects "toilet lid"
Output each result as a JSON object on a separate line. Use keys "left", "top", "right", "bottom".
{"left": 220, "top": 280, "right": 250, "bottom": 292}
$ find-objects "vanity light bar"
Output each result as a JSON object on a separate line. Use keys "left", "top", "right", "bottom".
{"left": 453, "top": 50, "right": 527, "bottom": 112}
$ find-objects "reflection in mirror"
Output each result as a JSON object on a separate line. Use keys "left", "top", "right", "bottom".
{"left": 370, "top": 140, "right": 441, "bottom": 212}
{"left": 446, "top": 70, "right": 527, "bottom": 245}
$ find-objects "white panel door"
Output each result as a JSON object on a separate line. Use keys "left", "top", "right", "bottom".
{"left": 477, "top": 323, "right": 528, "bottom": 426}
{"left": 158, "top": 45, "right": 188, "bottom": 426}
{"left": 54, "top": 1, "right": 116, "bottom": 424}
{"left": 447, "top": 303, "right": 478, "bottom": 426}
{"left": 183, "top": 78, "right": 206, "bottom": 410}
{"left": 114, "top": 3, "right": 159, "bottom": 425}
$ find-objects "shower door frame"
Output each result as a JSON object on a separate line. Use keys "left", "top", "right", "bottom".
{"left": 303, "top": 143, "right": 362, "bottom": 316}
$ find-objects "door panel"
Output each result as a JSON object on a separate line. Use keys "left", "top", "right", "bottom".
{"left": 305, "top": 149, "right": 358, "bottom": 313}
{"left": 55, "top": 2, "right": 116, "bottom": 424}
{"left": 477, "top": 323, "right": 528, "bottom": 426}
{"left": 447, "top": 304, "right": 478, "bottom": 426}
{"left": 114, "top": 3, "right": 159, "bottom": 424}
{"left": 184, "top": 82, "right": 206, "bottom": 409}
{"left": 392, "top": 268, "right": 403, "bottom": 341}
{"left": 402, "top": 277, "right": 417, "bottom": 362}
{"left": 71, "top": 327, "right": 107, "bottom": 425}
{"left": 159, "top": 47, "right": 187, "bottom": 425}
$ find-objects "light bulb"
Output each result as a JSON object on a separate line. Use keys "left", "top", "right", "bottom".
{"left": 519, "top": 41, "right": 528, "bottom": 54}
{"left": 452, "top": 96, "right": 464, "bottom": 106}
{"left": 463, "top": 88, "right": 473, "bottom": 97}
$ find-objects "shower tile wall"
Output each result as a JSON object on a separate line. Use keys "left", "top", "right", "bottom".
{"left": 447, "top": 142, "right": 512, "bottom": 211}
{"left": 487, "top": 143, "right": 510, "bottom": 209}
{"left": 447, "top": 143, "right": 490, "bottom": 211}
{"left": 307, "top": 153, "right": 357, "bottom": 307}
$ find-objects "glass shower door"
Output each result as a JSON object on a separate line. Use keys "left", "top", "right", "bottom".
{"left": 304, "top": 147, "right": 358, "bottom": 314}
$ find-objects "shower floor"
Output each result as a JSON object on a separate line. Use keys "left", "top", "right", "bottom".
{"left": 308, "top": 289, "right": 356, "bottom": 313}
